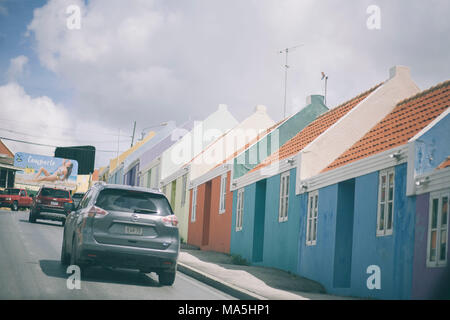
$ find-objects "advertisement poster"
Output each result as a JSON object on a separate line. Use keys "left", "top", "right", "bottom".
{"left": 14, "top": 152, "right": 78, "bottom": 190}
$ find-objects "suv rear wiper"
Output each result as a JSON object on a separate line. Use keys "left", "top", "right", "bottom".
{"left": 133, "top": 209, "right": 159, "bottom": 214}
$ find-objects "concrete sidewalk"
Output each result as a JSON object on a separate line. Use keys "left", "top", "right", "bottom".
{"left": 177, "top": 248, "right": 356, "bottom": 300}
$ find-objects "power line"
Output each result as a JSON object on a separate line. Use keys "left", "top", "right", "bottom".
{"left": 0, "top": 136, "right": 119, "bottom": 153}
{"left": 0, "top": 117, "right": 133, "bottom": 138}
{"left": 0, "top": 127, "right": 131, "bottom": 144}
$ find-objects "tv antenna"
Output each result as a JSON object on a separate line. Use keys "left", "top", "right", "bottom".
{"left": 279, "top": 43, "right": 304, "bottom": 119}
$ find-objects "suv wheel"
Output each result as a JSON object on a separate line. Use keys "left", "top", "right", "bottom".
{"left": 158, "top": 270, "right": 176, "bottom": 286}
{"left": 29, "top": 209, "right": 36, "bottom": 223}
{"left": 61, "top": 237, "right": 70, "bottom": 266}
{"left": 11, "top": 201, "right": 18, "bottom": 211}
{"left": 70, "top": 236, "right": 86, "bottom": 272}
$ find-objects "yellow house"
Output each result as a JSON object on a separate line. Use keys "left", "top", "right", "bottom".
{"left": 108, "top": 132, "right": 155, "bottom": 184}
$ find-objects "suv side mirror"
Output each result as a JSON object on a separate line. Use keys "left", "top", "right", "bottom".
{"left": 64, "top": 202, "right": 75, "bottom": 212}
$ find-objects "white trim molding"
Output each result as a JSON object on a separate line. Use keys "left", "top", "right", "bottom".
{"left": 161, "top": 165, "right": 190, "bottom": 188}
{"left": 189, "top": 164, "right": 232, "bottom": 190}
{"left": 230, "top": 157, "right": 296, "bottom": 192}
{"left": 296, "top": 145, "right": 408, "bottom": 194}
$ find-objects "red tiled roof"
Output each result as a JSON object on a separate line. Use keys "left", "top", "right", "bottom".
{"left": 248, "top": 82, "right": 384, "bottom": 173}
{"left": 437, "top": 156, "right": 450, "bottom": 170}
{"left": 324, "top": 80, "right": 450, "bottom": 172}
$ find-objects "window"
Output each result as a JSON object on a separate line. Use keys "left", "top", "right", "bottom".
{"left": 95, "top": 188, "right": 173, "bottom": 216}
{"left": 191, "top": 187, "right": 197, "bottom": 222}
{"left": 427, "top": 190, "right": 449, "bottom": 267}
{"left": 236, "top": 188, "right": 244, "bottom": 231}
{"left": 181, "top": 174, "right": 187, "bottom": 207}
{"left": 279, "top": 171, "right": 290, "bottom": 222}
{"left": 219, "top": 174, "right": 227, "bottom": 214}
{"left": 306, "top": 190, "right": 318, "bottom": 245}
{"left": 377, "top": 168, "right": 395, "bottom": 236}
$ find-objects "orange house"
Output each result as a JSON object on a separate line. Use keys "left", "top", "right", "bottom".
{"left": 188, "top": 170, "right": 233, "bottom": 253}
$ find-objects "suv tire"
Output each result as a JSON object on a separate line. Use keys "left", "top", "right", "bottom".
{"left": 11, "top": 201, "right": 18, "bottom": 211}
{"left": 158, "top": 270, "right": 176, "bottom": 286}
{"left": 61, "top": 237, "right": 70, "bottom": 266}
{"left": 29, "top": 209, "right": 36, "bottom": 223}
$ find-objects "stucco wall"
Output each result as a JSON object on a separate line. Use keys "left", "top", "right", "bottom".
{"left": 412, "top": 193, "right": 450, "bottom": 299}
{"left": 260, "top": 168, "right": 300, "bottom": 274}
{"left": 187, "top": 171, "right": 233, "bottom": 253}
{"left": 297, "top": 164, "right": 416, "bottom": 299}
{"left": 230, "top": 183, "right": 257, "bottom": 262}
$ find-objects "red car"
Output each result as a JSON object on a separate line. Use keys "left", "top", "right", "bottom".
{"left": 0, "top": 188, "right": 33, "bottom": 211}
{"left": 29, "top": 186, "right": 73, "bottom": 226}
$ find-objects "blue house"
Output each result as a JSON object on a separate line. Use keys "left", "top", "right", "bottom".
{"left": 229, "top": 66, "right": 422, "bottom": 282}
{"left": 295, "top": 80, "right": 449, "bottom": 299}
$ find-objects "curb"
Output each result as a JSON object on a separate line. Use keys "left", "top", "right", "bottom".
{"left": 177, "top": 262, "right": 267, "bottom": 300}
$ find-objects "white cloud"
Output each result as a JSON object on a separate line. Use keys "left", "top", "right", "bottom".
{"left": 21, "top": 0, "right": 450, "bottom": 169}
{"left": 0, "top": 82, "right": 75, "bottom": 156}
{"left": 7, "top": 55, "right": 29, "bottom": 82}
{"left": 0, "top": 82, "right": 130, "bottom": 168}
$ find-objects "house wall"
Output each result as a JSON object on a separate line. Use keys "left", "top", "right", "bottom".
{"left": 260, "top": 168, "right": 300, "bottom": 274}
{"left": 297, "top": 164, "right": 416, "bottom": 299}
{"left": 411, "top": 193, "right": 450, "bottom": 299}
{"left": 230, "top": 183, "right": 257, "bottom": 262}
{"left": 188, "top": 172, "right": 233, "bottom": 253}
{"left": 297, "top": 184, "right": 338, "bottom": 289}
{"left": 164, "top": 174, "right": 190, "bottom": 242}
{"left": 413, "top": 112, "right": 450, "bottom": 176}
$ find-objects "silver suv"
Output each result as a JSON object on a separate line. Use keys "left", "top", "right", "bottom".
{"left": 60, "top": 183, "right": 179, "bottom": 286}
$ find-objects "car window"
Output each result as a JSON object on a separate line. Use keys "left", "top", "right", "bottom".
{"left": 5, "top": 189, "right": 20, "bottom": 195}
{"left": 40, "top": 188, "right": 70, "bottom": 199}
{"left": 95, "top": 189, "right": 173, "bottom": 216}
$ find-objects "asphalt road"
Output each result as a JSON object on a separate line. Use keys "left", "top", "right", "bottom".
{"left": 0, "top": 209, "right": 234, "bottom": 300}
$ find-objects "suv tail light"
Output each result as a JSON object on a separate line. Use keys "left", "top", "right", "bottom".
{"left": 87, "top": 205, "right": 109, "bottom": 217}
{"left": 162, "top": 215, "right": 178, "bottom": 227}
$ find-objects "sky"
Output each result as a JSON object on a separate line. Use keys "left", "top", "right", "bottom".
{"left": 0, "top": 0, "right": 449, "bottom": 169}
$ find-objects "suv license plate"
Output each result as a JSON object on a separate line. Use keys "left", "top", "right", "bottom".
{"left": 125, "top": 225, "right": 143, "bottom": 235}
{"left": 51, "top": 201, "right": 58, "bottom": 206}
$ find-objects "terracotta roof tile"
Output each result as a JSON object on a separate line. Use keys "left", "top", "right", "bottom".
{"left": 323, "top": 80, "right": 450, "bottom": 172}
{"left": 248, "top": 82, "right": 384, "bottom": 173}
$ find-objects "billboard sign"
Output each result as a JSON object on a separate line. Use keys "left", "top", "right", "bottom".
{"left": 14, "top": 152, "right": 79, "bottom": 190}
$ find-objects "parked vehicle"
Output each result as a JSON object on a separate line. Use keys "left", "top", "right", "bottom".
{"left": 0, "top": 188, "right": 33, "bottom": 211}
{"left": 71, "top": 192, "right": 85, "bottom": 208}
{"left": 29, "top": 186, "right": 73, "bottom": 226}
{"left": 60, "top": 183, "right": 180, "bottom": 286}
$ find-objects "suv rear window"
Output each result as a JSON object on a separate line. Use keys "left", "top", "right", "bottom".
{"left": 95, "top": 189, "right": 173, "bottom": 216}
{"left": 40, "top": 188, "right": 70, "bottom": 199}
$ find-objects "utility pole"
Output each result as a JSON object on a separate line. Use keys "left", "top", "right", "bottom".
{"left": 279, "top": 43, "right": 304, "bottom": 119}
{"left": 130, "top": 121, "right": 136, "bottom": 147}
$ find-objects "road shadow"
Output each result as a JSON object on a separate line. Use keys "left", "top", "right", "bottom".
{"left": 181, "top": 249, "right": 326, "bottom": 294}
{"left": 19, "top": 219, "right": 63, "bottom": 227}
{"left": 39, "top": 259, "right": 160, "bottom": 287}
